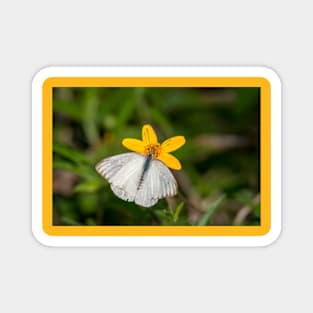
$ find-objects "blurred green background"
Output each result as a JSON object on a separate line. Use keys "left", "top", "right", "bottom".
{"left": 53, "top": 87, "right": 260, "bottom": 226}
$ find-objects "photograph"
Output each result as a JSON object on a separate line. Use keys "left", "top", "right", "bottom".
{"left": 52, "top": 86, "right": 260, "bottom": 227}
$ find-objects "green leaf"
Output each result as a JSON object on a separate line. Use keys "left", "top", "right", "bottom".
{"left": 85, "top": 218, "right": 96, "bottom": 225}
{"left": 61, "top": 216, "right": 81, "bottom": 226}
{"left": 53, "top": 159, "right": 99, "bottom": 180}
{"left": 197, "top": 195, "right": 225, "bottom": 226}
{"left": 74, "top": 180, "right": 102, "bottom": 193}
{"left": 54, "top": 99, "right": 83, "bottom": 122}
{"left": 114, "top": 88, "right": 140, "bottom": 135}
{"left": 53, "top": 142, "right": 90, "bottom": 164}
{"left": 152, "top": 208, "right": 173, "bottom": 225}
{"left": 173, "top": 202, "right": 184, "bottom": 222}
{"left": 82, "top": 88, "right": 100, "bottom": 145}
{"left": 54, "top": 159, "right": 83, "bottom": 174}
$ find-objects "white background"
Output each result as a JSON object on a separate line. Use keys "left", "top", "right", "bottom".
{"left": 0, "top": 1, "right": 311, "bottom": 312}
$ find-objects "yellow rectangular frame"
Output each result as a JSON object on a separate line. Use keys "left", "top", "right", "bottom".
{"left": 43, "top": 77, "right": 270, "bottom": 236}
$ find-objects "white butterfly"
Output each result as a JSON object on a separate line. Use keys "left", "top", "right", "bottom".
{"left": 96, "top": 152, "right": 177, "bottom": 208}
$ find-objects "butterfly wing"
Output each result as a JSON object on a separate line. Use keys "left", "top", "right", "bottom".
{"left": 96, "top": 152, "right": 146, "bottom": 202}
{"left": 134, "top": 159, "right": 177, "bottom": 207}
{"left": 96, "top": 153, "right": 178, "bottom": 208}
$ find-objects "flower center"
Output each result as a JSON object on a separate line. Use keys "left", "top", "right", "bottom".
{"left": 144, "top": 143, "right": 162, "bottom": 158}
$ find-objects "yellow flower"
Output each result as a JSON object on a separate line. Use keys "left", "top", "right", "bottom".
{"left": 122, "top": 124, "right": 185, "bottom": 170}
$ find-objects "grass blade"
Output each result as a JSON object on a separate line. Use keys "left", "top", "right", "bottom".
{"left": 197, "top": 195, "right": 225, "bottom": 226}
{"left": 53, "top": 142, "right": 90, "bottom": 164}
{"left": 173, "top": 202, "right": 184, "bottom": 222}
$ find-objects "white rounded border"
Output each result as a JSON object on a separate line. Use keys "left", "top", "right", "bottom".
{"left": 32, "top": 66, "right": 281, "bottom": 247}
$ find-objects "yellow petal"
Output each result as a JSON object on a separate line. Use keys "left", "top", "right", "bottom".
{"left": 161, "top": 136, "right": 186, "bottom": 153}
{"left": 122, "top": 138, "right": 145, "bottom": 154}
{"left": 158, "top": 152, "right": 182, "bottom": 170}
{"left": 142, "top": 124, "right": 158, "bottom": 145}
